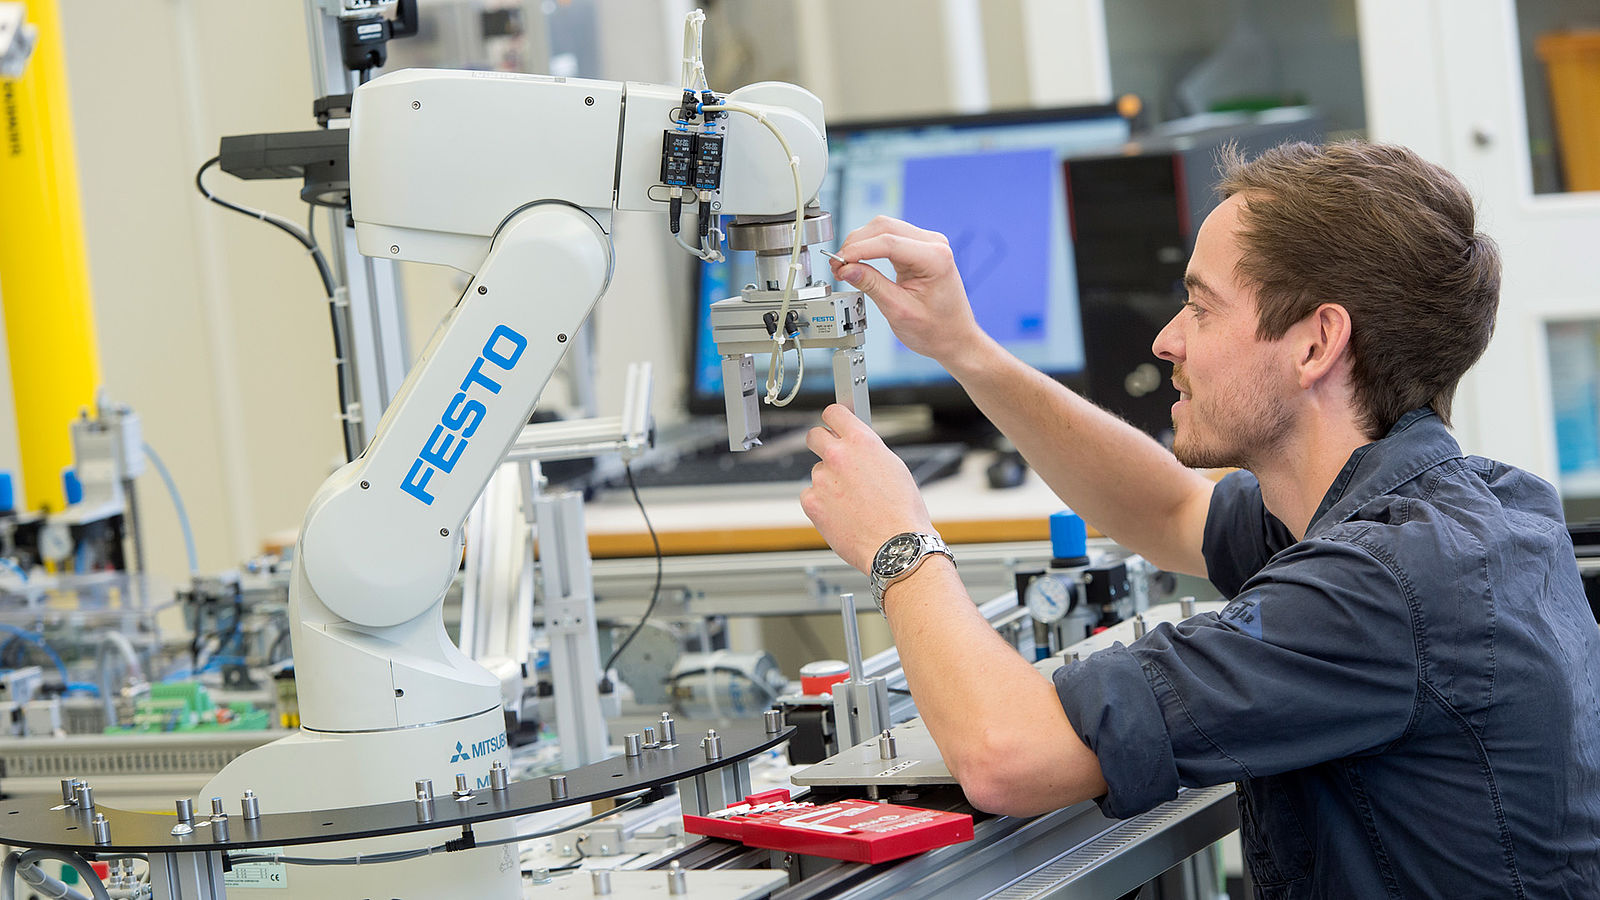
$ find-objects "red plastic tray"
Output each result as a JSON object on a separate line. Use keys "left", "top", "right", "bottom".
{"left": 684, "top": 792, "right": 973, "bottom": 864}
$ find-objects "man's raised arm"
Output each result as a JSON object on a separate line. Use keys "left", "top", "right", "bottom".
{"left": 831, "top": 217, "right": 1213, "bottom": 577}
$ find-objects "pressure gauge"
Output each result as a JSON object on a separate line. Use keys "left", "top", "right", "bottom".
{"left": 38, "top": 522, "right": 72, "bottom": 564}
{"left": 1024, "top": 573, "right": 1077, "bottom": 624}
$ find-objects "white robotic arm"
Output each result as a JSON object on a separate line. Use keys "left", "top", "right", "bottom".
{"left": 200, "top": 45, "right": 835, "bottom": 900}
{"left": 292, "top": 69, "right": 828, "bottom": 733}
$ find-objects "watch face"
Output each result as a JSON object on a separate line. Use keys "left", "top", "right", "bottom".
{"left": 873, "top": 533, "right": 923, "bottom": 579}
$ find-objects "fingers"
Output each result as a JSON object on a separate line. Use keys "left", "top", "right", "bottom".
{"left": 819, "top": 403, "right": 867, "bottom": 438}
{"left": 805, "top": 423, "right": 835, "bottom": 458}
{"left": 842, "top": 215, "right": 950, "bottom": 248}
{"left": 836, "top": 233, "right": 950, "bottom": 275}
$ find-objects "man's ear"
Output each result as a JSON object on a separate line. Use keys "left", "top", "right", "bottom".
{"left": 1293, "top": 302, "right": 1353, "bottom": 390}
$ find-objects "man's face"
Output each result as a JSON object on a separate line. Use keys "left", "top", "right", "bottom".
{"left": 1152, "top": 195, "right": 1297, "bottom": 469}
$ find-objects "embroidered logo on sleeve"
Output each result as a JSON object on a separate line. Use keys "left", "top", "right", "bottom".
{"left": 1220, "top": 592, "right": 1264, "bottom": 640}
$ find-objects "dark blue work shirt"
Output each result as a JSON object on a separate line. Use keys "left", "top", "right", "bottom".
{"left": 1054, "top": 409, "right": 1600, "bottom": 898}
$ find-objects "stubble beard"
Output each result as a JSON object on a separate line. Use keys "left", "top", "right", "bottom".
{"left": 1170, "top": 367, "right": 1296, "bottom": 471}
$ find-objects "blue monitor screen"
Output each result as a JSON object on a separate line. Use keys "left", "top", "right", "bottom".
{"left": 689, "top": 107, "right": 1130, "bottom": 414}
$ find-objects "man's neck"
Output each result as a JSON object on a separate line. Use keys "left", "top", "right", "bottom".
{"left": 1251, "top": 412, "right": 1373, "bottom": 541}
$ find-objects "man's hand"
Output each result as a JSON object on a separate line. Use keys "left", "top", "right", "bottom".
{"left": 800, "top": 404, "right": 934, "bottom": 573}
{"left": 830, "top": 216, "right": 986, "bottom": 368}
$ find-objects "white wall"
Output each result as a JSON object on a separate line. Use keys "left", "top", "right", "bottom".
{"left": 58, "top": 0, "right": 338, "bottom": 582}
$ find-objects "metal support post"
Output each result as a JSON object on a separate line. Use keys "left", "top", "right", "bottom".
{"left": 832, "top": 593, "right": 890, "bottom": 750}
{"left": 302, "top": 0, "right": 412, "bottom": 450}
{"left": 538, "top": 489, "right": 609, "bottom": 769}
{"left": 677, "top": 757, "right": 752, "bottom": 817}
{"left": 148, "top": 850, "right": 227, "bottom": 899}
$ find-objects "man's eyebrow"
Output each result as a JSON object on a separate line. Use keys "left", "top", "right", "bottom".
{"left": 1182, "top": 273, "right": 1217, "bottom": 300}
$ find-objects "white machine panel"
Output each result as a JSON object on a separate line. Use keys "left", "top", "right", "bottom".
{"left": 351, "top": 69, "right": 624, "bottom": 267}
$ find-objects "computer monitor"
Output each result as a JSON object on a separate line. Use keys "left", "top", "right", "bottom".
{"left": 686, "top": 105, "right": 1131, "bottom": 436}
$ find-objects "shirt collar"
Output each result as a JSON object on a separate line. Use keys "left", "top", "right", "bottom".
{"left": 1304, "top": 408, "right": 1463, "bottom": 538}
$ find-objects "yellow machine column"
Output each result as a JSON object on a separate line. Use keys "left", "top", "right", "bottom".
{"left": 0, "top": 0, "right": 101, "bottom": 512}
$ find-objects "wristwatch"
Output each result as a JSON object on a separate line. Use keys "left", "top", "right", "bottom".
{"left": 870, "top": 531, "right": 955, "bottom": 612}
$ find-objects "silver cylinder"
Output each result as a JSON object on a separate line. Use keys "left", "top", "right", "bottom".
{"left": 241, "top": 790, "right": 261, "bottom": 820}
{"left": 175, "top": 798, "right": 194, "bottom": 823}
{"left": 752, "top": 251, "right": 813, "bottom": 294}
{"left": 703, "top": 729, "right": 723, "bottom": 762}
{"left": 1132, "top": 613, "right": 1147, "bottom": 639}
{"left": 60, "top": 779, "right": 76, "bottom": 805}
{"left": 415, "top": 793, "right": 434, "bottom": 823}
{"left": 840, "top": 592, "right": 864, "bottom": 681}
{"left": 210, "top": 812, "right": 229, "bottom": 842}
{"left": 549, "top": 774, "right": 568, "bottom": 801}
{"left": 453, "top": 773, "right": 471, "bottom": 799}
{"left": 92, "top": 813, "right": 110, "bottom": 845}
{"left": 879, "top": 730, "right": 897, "bottom": 760}
{"left": 667, "top": 860, "right": 688, "bottom": 895}
{"left": 1180, "top": 595, "right": 1196, "bottom": 617}
{"left": 624, "top": 732, "right": 642, "bottom": 757}
{"left": 75, "top": 784, "right": 94, "bottom": 811}
{"left": 210, "top": 797, "right": 226, "bottom": 817}
{"left": 489, "top": 761, "right": 509, "bottom": 792}
{"left": 659, "top": 712, "right": 677, "bottom": 746}
{"left": 591, "top": 868, "right": 613, "bottom": 895}
{"left": 415, "top": 778, "right": 434, "bottom": 801}
{"left": 643, "top": 726, "right": 658, "bottom": 747}
{"left": 728, "top": 212, "right": 833, "bottom": 293}
{"left": 764, "top": 709, "right": 783, "bottom": 734}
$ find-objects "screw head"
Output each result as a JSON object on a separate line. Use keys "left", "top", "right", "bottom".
{"left": 440, "top": 528, "right": 449, "bottom": 537}
{"left": 360, "top": 480, "right": 369, "bottom": 489}
{"left": 389, "top": 245, "right": 400, "bottom": 255}
{"left": 557, "top": 333, "right": 568, "bottom": 343}
{"left": 411, "top": 100, "right": 421, "bottom": 110}
{"left": 584, "top": 96, "right": 594, "bottom": 106}
{"left": 477, "top": 285, "right": 487, "bottom": 294}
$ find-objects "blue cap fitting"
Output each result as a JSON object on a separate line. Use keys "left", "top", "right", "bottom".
{"left": 1049, "top": 510, "right": 1087, "bottom": 560}
{"left": 0, "top": 472, "right": 12, "bottom": 512}
{"left": 62, "top": 468, "right": 82, "bottom": 506}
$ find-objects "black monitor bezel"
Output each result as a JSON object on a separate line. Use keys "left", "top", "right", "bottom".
{"left": 685, "top": 102, "right": 1125, "bottom": 420}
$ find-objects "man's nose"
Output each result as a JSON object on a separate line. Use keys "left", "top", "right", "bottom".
{"left": 1152, "top": 313, "right": 1183, "bottom": 362}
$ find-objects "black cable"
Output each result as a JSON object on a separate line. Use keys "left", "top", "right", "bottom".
{"left": 195, "top": 157, "right": 336, "bottom": 296}
{"left": 303, "top": 202, "right": 361, "bottom": 462}
{"left": 602, "top": 462, "right": 663, "bottom": 674}
{"left": 195, "top": 156, "right": 359, "bottom": 462}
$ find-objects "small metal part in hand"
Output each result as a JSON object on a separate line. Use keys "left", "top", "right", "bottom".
{"left": 820, "top": 249, "right": 845, "bottom": 263}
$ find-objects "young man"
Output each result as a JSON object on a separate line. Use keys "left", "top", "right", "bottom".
{"left": 800, "top": 142, "right": 1600, "bottom": 898}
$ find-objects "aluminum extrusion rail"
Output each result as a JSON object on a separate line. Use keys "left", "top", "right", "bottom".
{"left": 767, "top": 785, "right": 1238, "bottom": 900}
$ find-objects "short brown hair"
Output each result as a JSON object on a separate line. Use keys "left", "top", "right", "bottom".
{"left": 1216, "top": 141, "right": 1500, "bottom": 438}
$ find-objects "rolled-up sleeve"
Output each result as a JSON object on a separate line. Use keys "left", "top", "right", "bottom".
{"left": 1055, "top": 534, "right": 1419, "bottom": 819}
